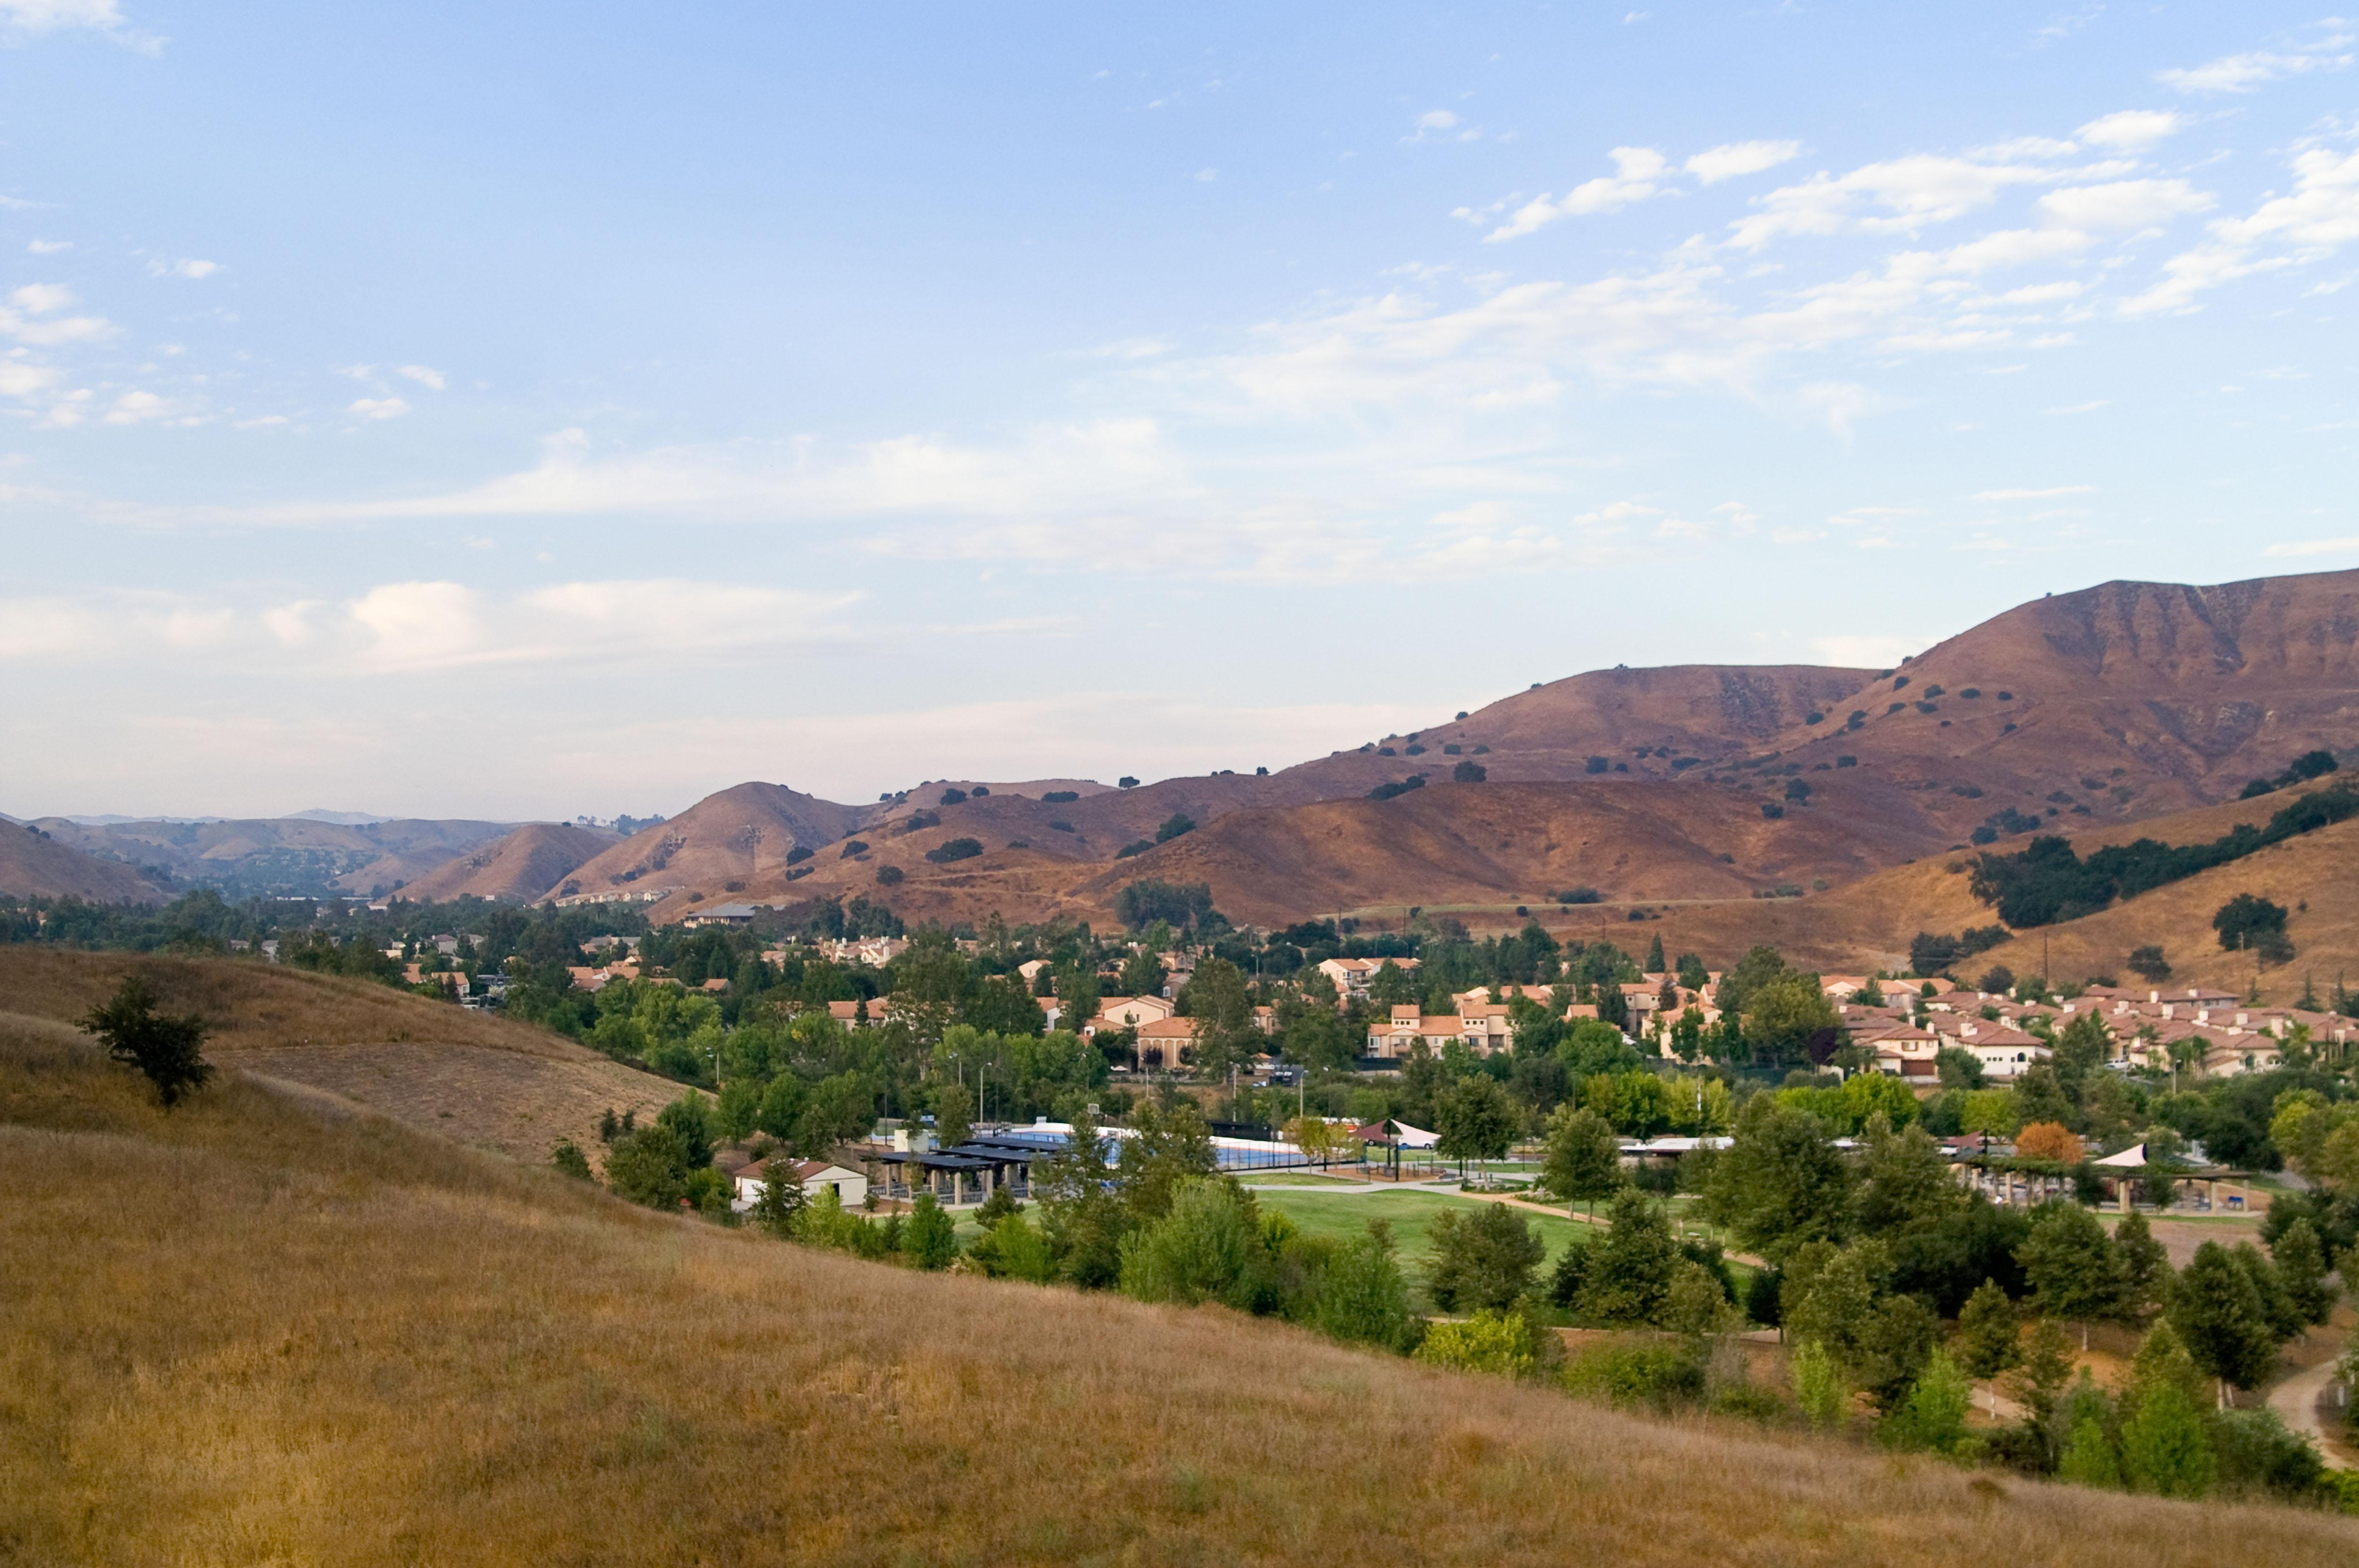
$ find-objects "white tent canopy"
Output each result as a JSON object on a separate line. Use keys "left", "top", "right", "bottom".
{"left": 2092, "top": 1143, "right": 2148, "bottom": 1168}
{"left": 1388, "top": 1120, "right": 1441, "bottom": 1149}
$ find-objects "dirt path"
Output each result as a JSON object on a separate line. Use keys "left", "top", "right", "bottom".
{"left": 2268, "top": 1356, "right": 2354, "bottom": 1466}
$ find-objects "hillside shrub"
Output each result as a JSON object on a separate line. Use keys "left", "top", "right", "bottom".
{"left": 1367, "top": 776, "right": 1426, "bottom": 802}
{"left": 1563, "top": 1338, "right": 1707, "bottom": 1410}
{"left": 925, "top": 838, "right": 984, "bottom": 864}
{"left": 1969, "top": 784, "right": 2359, "bottom": 927}
{"left": 1414, "top": 1309, "right": 1537, "bottom": 1379}
{"left": 1042, "top": 790, "right": 1078, "bottom": 803}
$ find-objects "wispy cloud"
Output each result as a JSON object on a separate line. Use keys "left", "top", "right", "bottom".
{"left": 2158, "top": 32, "right": 2353, "bottom": 94}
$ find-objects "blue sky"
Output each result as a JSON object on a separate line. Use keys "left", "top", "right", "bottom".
{"left": 7, "top": 3, "right": 2359, "bottom": 819}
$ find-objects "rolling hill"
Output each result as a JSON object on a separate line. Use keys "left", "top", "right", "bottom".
{"left": 1, "top": 957, "right": 2349, "bottom": 1564}
{"left": 0, "top": 822, "right": 172, "bottom": 904}
{"left": 0, "top": 948, "right": 680, "bottom": 1162}
{"left": 27, "top": 814, "right": 514, "bottom": 899}
{"left": 395, "top": 822, "right": 619, "bottom": 904}
{"left": 550, "top": 781, "right": 867, "bottom": 907}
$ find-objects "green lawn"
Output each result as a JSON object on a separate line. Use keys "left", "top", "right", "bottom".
{"left": 1233, "top": 1172, "right": 1364, "bottom": 1187}
{"left": 1248, "top": 1188, "right": 1593, "bottom": 1311}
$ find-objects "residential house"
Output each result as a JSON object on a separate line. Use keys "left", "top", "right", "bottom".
{"left": 1317, "top": 955, "right": 1421, "bottom": 1000}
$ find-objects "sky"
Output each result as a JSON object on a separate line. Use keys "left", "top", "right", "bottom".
{"left": 7, "top": 2, "right": 2359, "bottom": 820}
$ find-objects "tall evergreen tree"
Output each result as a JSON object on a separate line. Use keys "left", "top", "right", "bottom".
{"left": 2170, "top": 1241, "right": 2279, "bottom": 1399}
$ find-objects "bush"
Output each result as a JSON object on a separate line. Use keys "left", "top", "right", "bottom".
{"left": 1368, "top": 777, "right": 1426, "bottom": 802}
{"left": 1556, "top": 887, "right": 1601, "bottom": 905}
{"left": 1312, "top": 1223, "right": 1414, "bottom": 1350}
{"left": 550, "top": 1139, "right": 594, "bottom": 1180}
{"left": 1453, "top": 760, "right": 1487, "bottom": 783}
{"left": 1154, "top": 813, "right": 1196, "bottom": 844}
{"left": 81, "top": 976, "right": 214, "bottom": 1108}
{"left": 1414, "top": 1309, "right": 1537, "bottom": 1378}
{"left": 1114, "top": 841, "right": 1154, "bottom": 858}
{"left": 1118, "top": 1180, "right": 1268, "bottom": 1310}
{"left": 875, "top": 864, "right": 905, "bottom": 885}
{"left": 1425, "top": 1202, "right": 1544, "bottom": 1313}
{"left": 1042, "top": 790, "right": 1079, "bottom": 803}
{"left": 1563, "top": 1338, "right": 1707, "bottom": 1410}
{"left": 925, "top": 837, "right": 984, "bottom": 864}
{"left": 2211, "top": 1408, "right": 2325, "bottom": 1501}
{"left": 1880, "top": 1348, "right": 1970, "bottom": 1453}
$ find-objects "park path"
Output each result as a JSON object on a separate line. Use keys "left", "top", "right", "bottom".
{"left": 2268, "top": 1355, "right": 2353, "bottom": 1465}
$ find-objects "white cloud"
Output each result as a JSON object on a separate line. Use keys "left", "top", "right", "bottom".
{"left": 347, "top": 397, "right": 410, "bottom": 420}
{"left": 1727, "top": 154, "right": 2074, "bottom": 250}
{"left": 1405, "top": 109, "right": 1479, "bottom": 144}
{"left": 1484, "top": 147, "right": 1671, "bottom": 241}
{"left": 0, "top": 0, "right": 127, "bottom": 33}
{"left": 0, "top": 355, "right": 61, "bottom": 400}
{"left": 2035, "top": 178, "right": 2213, "bottom": 233}
{"left": 1683, "top": 140, "right": 1801, "bottom": 185}
{"left": 2264, "top": 536, "right": 2359, "bottom": 557}
{"left": 2047, "top": 400, "right": 2109, "bottom": 414}
{"left": 2126, "top": 144, "right": 2359, "bottom": 313}
{"left": 1975, "top": 485, "right": 2094, "bottom": 500}
{"left": 9, "top": 282, "right": 72, "bottom": 314}
{"left": 148, "top": 258, "right": 218, "bottom": 279}
{"left": 103, "top": 389, "right": 177, "bottom": 424}
{"left": 394, "top": 364, "right": 445, "bottom": 390}
{"left": 2075, "top": 110, "right": 2187, "bottom": 151}
{"left": 0, "top": 283, "right": 115, "bottom": 346}
{"left": 25, "top": 239, "right": 70, "bottom": 255}
{"left": 2159, "top": 42, "right": 2353, "bottom": 95}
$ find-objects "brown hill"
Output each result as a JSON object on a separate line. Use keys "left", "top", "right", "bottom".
{"left": 1739, "top": 568, "right": 2359, "bottom": 819}
{"left": 32, "top": 815, "right": 513, "bottom": 897}
{"left": 1468, "top": 785, "right": 2359, "bottom": 1003}
{"left": 0, "top": 947, "right": 682, "bottom": 1162}
{"left": 5, "top": 971, "right": 2351, "bottom": 1565}
{"left": 397, "top": 822, "right": 619, "bottom": 904}
{"left": 0, "top": 822, "right": 171, "bottom": 903}
{"left": 557, "top": 781, "right": 867, "bottom": 907}
{"left": 1073, "top": 773, "right": 1969, "bottom": 930}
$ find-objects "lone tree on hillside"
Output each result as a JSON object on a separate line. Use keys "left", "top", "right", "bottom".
{"left": 82, "top": 975, "right": 213, "bottom": 1107}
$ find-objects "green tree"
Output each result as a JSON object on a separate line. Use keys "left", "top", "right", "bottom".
{"left": 1574, "top": 1189, "right": 1683, "bottom": 1326}
{"left": 1178, "top": 956, "right": 1263, "bottom": 1076}
{"left": 1852, "top": 1114, "right": 1966, "bottom": 1234}
{"left": 1790, "top": 1340, "right": 1849, "bottom": 1430}
{"left": 1414, "top": 1308, "right": 1537, "bottom": 1378}
{"left": 2010, "top": 1062, "right": 2077, "bottom": 1131}
{"left": 1121, "top": 1099, "right": 1218, "bottom": 1223}
{"left": 1314, "top": 1220, "right": 1414, "bottom": 1350}
{"left": 1703, "top": 1095, "right": 1853, "bottom": 1261}
{"left": 550, "top": 1138, "right": 594, "bottom": 1180}
{"left": 970, "top": 1211, "right": 1058, "bottom": 1281}
{"left": 2170, "top": 1241, "right": 2278, "bottom": 1398}
{"left": 2230, "top": 1240, "right": 2305, "bottom": 1342}
{"left": 1542, "top": 1102, "right": 1625, "bottom": 1217}
{"left": 1437, "top": 1074, "right": 1518, "bottom": 1181}
{"left": 2057, "top": 1381, "right": 2123, "bottom": 1489}
{"left": 2016, "top": 1202, "right": 2120, "bottom": 1347}
{"left": 2010, "top": 1316, "right": 2075, "bottom": 1428}
{"left": 751, "top": 1159, "right": 807, "bottom": 1237}
{"left": 1117, "top": 1178, "right": 1269, "bottom": 1309}
{"left": 604, "top": 1121, "right": 700, "bottom": 1209}
{"left": 1955, "top": 1278, "right": 2019, "bottom": 1414}
{"left": 80, "top": 975, "right": 214, "bottom": 1107}
{"left": 1743, "top": 970, "right": 1841, "bottom": 1065}
{"left": 2271, "top": 1217, "right": 2336, "bottom": 1326}
{"left": 932, "top": 1076, "right": 973, "bottom": 1149}
{"left": 2121, "top": 1382, "right": 2214, "bottom": 1498}
{"left": 1034, "top": 1111, "right": 1128, "bottom": 1289}
{"left": 1425, "top": 1201, "right": 1546, "bottom": 1312}
{"left": 1366, "top": 959, "right": 1421, "bottom": 1009}
{"left": 1887, "top": 1348, "right": 1971, "bottom": 1453}
{"left": 2113, "top": 1209, "right": 2171, "bottom": 1328}
{"left": 903, "top": 1191, "right": 959, "bottom": 1270}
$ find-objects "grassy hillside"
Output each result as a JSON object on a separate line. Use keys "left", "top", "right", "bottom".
{"left": 3, "top": 1005, "right": 2354, "bottom": 1565}
{"left": 0, "top": 949, "right": 681, "bottom": 1163}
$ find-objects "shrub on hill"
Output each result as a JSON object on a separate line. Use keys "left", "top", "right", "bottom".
{"left": 1042, "top": 790, "right": 1079, "bottom": 803}
{"left": 1155, "top": 813, "right": 1196, "bottom": 843}
{"left": 1367, "top": 776, "right": 1425, "bottom": 802}
{"left": 1114, "top": 879, "right": 1215, "bottom": 930}
{"left": 1968, "top": 782, "right": 2359, "bottom": 926}
{"left": 1114, "top": 840, "right": 1154, "bottom": 858}
{"left": 923, "top": 838, "right": 982, "bottom": 864}
{"left": 1453, "top": 760, "right": 1487, "bottom": 783}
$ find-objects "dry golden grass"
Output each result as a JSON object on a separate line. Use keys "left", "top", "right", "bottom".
{"left": 3, "top": 1007, "right": 2356, "bottom": 1565}
{"left": 0, "top": 948, "right": 681, "bottom": 1163}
